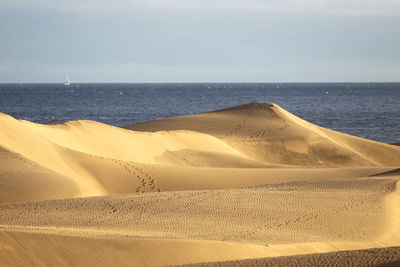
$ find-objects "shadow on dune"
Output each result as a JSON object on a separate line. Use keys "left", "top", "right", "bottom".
{"left": 180, "top": 246, "right": 400, "bottom": 267}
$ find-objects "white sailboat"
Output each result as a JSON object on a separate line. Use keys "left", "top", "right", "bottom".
{"left": 64, "top": 74, "right": 71, "bottom": 86}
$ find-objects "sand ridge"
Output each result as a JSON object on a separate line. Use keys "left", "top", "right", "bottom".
{"left": 0, "top": 102, "right": 400, "bottom": 266}
{"left": 126, "top": 102, "right": 400, "bottom": 167}
{"left": 1, "top": 102, "right": 400, "bottom": 203}
{"left": 0, "top": 176, "right": 400, "bottom": 266}
{"left": 179, "top": 246, "right": 400, "bottom": 267}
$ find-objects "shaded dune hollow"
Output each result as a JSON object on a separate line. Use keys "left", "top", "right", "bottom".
{"left": 0, "top": 102, "right": 400, "bottom": 266}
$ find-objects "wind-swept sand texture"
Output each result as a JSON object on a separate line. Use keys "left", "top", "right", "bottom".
{"left": 126, "top": 103, "right": 400, "bottom": 167}
{"left": 181, "top": 247, "right": 400, "bottom": 267}
{"left": 0, "top": 102, "right": 400, "bottom": 266}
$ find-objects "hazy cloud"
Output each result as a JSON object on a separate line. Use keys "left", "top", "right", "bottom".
{"left": 1, "top": 58, "right": 399, "bottom": 83}
{"left": 2, "top": 0, "right": 400, "bottom": 16}
{"left": 1, "top": 0, "right": 399, "bottom": 82}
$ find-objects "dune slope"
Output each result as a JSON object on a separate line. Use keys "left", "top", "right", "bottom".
{"left": 0, "top": 102, "right": 400, "bottom": 266}
{"left": 1, "top": 103, "right": 400, "bottom": 203}
{"left": 126, "top": 102, "right": 400, "bottom": 167}
{"left": 1, "top": 175, "right": 400, "bottom": 266}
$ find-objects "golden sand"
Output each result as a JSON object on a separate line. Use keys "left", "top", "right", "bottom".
{"left": 0, "top": 102, "right": 399, "bottom": 266}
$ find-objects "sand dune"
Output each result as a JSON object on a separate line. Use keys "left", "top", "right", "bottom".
{"left": 1, "top": 102, "right": 400, "bottom": 203}
{"left": 0, "top": 178, "right": 395, "bottom": 243}
{"left": 0, "top": 231, "right": 276, "bottom": 267}
{"left": 0, "top": 102, "right": 400, "bottom": 266}
{"left": 127, "top": 102, "right": 400, "bottom": 167}
{"left": 182, "top": 247, "right": 400, "bottom": 267}
{"left": 1, "top": 175, "right": 400, "bottom": 266}
{"left": 0, "top": 147, "right": 80, "bottom": 203}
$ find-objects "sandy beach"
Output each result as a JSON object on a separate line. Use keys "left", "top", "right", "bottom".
{"left": 0, "top": 102, "right": 400, "bottom": 266}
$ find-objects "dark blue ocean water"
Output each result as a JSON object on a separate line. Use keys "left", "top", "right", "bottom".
{"left": 0, "top": 83, "right": 399, "bottom": 144}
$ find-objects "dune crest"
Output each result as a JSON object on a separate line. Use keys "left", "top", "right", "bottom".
{"left": 127, "top": 102, "right": 400, "bottom": 167}
{"left": 1, "top": 103, "right": 400, "bottom": 266}
{"left": 1, "top": 103, "right": 400, "bottom": 203}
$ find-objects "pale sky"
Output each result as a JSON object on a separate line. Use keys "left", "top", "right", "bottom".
{"left": 0, "top": 0, "right": 399, "bottom": 82}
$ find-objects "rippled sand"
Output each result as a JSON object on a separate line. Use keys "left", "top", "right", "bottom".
{"left": 0, "top": 102, "right": 399, "bottom": 266}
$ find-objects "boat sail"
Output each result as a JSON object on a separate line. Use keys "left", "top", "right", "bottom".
{"left": 64, "top": 74, "right": 71, "bottom": 86}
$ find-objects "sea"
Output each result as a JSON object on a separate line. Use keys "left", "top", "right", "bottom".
{"left": 0, "top": 83, "right": 399, "bottom": 144}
